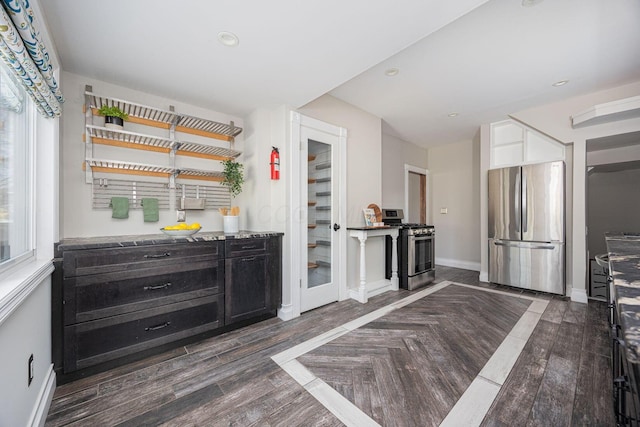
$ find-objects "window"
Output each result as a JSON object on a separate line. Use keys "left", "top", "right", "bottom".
{"left": 0, "top": 61, "right": 35, "bottom": 273}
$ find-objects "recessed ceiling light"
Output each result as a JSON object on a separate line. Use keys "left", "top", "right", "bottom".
{"left": 218, "top": 31, "right": 239, "bottom": 47}
{"left": 522, "top": 0, "right": 543, "bottom": 7}
{"left": 552, "top": 80, "right": 569, "bottom": 87}
{"left": 385, "top": 68, "right": 399, "bottom": 77}
{"left": 448, "top": 112, "right": 459, "bottom": 118}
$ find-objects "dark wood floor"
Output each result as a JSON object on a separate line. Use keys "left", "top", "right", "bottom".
{"left": 298, "top": 284, "right": 532, "bottom": 426}
{"left": 45, "top": 266, "right": 614, "bottom": 426}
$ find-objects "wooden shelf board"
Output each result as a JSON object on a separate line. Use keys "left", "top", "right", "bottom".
{"left": 308, "top": 244, "right": 317, "bottom": 248}
{"left": 177, "top": 174, "right": 223, "bottom": 182}
{"left": 308, "top": 263, "right": 319, "bottom": 269}
{"left": 308, "top": 201, "right": 317, "bottom": 206}
{"left": 308, "top": 224, "right": 317, "bottom": 229}
{"left": 308, "top": 155, "right": 316, "bottom": 162}
{"left": 308, "top": 178, "right": 317, "bottom": 184}
{"left": 91, "top": 137, "right": 171, "bottom": 154}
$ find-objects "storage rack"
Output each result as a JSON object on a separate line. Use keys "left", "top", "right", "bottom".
{"left": 83, "top": 85, "right": 243, "bottom": 211}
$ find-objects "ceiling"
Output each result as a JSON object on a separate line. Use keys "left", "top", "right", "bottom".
{"left": 39, "top": 0, "right": 640, "bottom": 148}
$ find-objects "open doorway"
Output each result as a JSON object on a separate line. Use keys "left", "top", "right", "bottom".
{"left": 404, "top": 165, "right": 428, "bottom": 224}
{"left": 586, "top": 131, "right": 640, "bottom": 300}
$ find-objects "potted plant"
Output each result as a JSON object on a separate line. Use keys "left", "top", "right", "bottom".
{"left": 219, "top": 159, "right": 244, "bottom": 233}
{"left": 98, "top": 105, "right": 129, "bottom": 130}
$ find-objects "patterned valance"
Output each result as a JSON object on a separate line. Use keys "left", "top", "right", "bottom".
{"left": 0, "top": 0, "right": 63, "bottom": 117}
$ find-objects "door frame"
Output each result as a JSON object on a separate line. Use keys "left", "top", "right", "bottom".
{"left": 286, "top": 111, "right": 347, "bottom": 319}
{"left": 404, "top": 164, "right": 429, "bottom": 224}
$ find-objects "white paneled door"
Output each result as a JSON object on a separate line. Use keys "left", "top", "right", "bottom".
{"left": 299, "top": 118, "right": 346, "bottom": 313}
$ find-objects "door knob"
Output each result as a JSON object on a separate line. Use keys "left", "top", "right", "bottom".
{"left": 333, "top": 223, "right": 340, "bottom": 231}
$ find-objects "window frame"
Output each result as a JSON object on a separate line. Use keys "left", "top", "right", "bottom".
{"left": 0, "top": 65, "right": 37, "bottom": 278}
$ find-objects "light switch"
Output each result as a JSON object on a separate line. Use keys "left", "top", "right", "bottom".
{"left": 440, "top": 208, "right": 448, "bottom": 214}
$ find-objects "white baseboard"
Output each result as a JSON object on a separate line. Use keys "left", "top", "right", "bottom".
{"left": 277, "top": 303, "right": 297, "bottom": 321}
{"left": 479, "top": 271, "right": 489, "bottom": 282}
{"left": 435, "top": 257, "right": 481, "bottom": 272}
{"left": 29, "top": 363, "right": 56, "bottom": 427}
{"left": 570, "top": 287, "right": 588, "bottom": 304}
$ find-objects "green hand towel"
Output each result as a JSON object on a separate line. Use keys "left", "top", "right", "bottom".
{"left": 110, "top": 197, "right": 129, "bottom": 219}
{"left": 142, "top": 198, "right": 159, "bottom": 222}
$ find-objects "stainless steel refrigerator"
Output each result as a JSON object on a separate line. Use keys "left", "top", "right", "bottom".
{"left": 488, "top": 161, "right": 565, "bottom": 295}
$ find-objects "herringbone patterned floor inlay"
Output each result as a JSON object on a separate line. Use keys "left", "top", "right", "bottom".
{"left": 297, "top": 283, "right": 532, "bottom": 426}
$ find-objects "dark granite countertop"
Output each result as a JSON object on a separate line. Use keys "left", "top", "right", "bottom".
{"left": 605, "top": 232, "right": 640, "bottom": 363}
{"left": 55, "top": 231, "right": 284, "bottom": 254}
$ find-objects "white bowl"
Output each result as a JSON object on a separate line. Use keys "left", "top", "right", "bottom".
{"left": 160, "top": 227, "right": 201, "bottom": 236}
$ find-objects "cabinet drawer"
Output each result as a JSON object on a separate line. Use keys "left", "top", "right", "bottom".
{"left": 63, "top": 294, "right": 223, "bottom": 372}
{"left": 63, "top": 241, "right": 222, "bottom": 277}
{"left": 64, "top": 259, "right": 224, "bottom": 325}
{"left": 225, "top": 238, "right": 267, "bottom": 258}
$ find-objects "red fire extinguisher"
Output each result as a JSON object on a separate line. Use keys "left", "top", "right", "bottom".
{"left": 270, "top": 147, "right": 280, "bottom": 180}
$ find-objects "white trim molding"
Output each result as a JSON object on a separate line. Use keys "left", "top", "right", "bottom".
{"left": 0, "top": 260, "right": 54, "bottom": 327}
{"left": 28, "top": 364, "right": 56, "bottom": 427}
{"left": 570, "top": 286, "right": 588, "bottom": 304}
{"left": 288, "top": 111, "right": 348, "bottom": 318}
{"left": 404, "top": 164, "right": 429, "bottom": 224}
{"left": 436, "top": 257, "right": 481, "bottom": 272}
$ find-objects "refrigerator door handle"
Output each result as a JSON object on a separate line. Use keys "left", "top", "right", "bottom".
{"left": 522, "top": 171, "right": 528, "bottom": 233}
{"left": 515, "top": 170, "right": 521, "bottom": 233}
{"left": 493, "top": 240, "right": 555, "bottom": 250}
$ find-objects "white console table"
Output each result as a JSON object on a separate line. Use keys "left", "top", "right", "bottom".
{"left": 347, "top": 226, "right": 399, "bottom": 303}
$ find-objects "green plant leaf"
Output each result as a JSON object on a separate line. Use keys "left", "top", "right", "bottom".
{"left": 97, "top": 105, "right": 129, "bottom": 120}
{"left": 221, "top": 159, "right": 244, "bottom": 200}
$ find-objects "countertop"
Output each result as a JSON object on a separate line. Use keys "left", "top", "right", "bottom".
{"left": 55, "top": 231, "right": 284, "bottom": 254}
{"left": 605, "top": 232, "right": 640, "bottom": 363}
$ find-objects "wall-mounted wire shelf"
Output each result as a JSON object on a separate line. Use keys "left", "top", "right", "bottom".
{"left": 85, "top": 91, "right": 243, "bottom": 142}
{"left": 91, "top": 178, "right": 231, "bottom": 210}
{"left": 85, "top": 158, "right": 225, "bottom": 181}
{"left": 86, "top": 125, "right": 241, "bottom": 160}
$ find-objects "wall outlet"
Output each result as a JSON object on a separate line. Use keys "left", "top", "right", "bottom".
{"left": 28, "top": 354, "right": 33, "bottom": 386}
{"left": 440, "top": 208, "right": 448, "bottom": 214}
{"left": 177, "top": 210, "right": 186, "bottom": 222}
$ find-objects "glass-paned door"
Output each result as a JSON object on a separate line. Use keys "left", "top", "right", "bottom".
{"left": 301, "top": 127, "right": 341, "bottom": 312}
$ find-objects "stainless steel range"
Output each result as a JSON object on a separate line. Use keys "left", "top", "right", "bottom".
{"left": 382, "top": 208, "right": 435, "bottom": 290}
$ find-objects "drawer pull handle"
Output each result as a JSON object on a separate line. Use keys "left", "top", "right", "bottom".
{"left": 144, "top": 252, "right": 171, "bottom": 259}
{"left": 241, "top": 257, "right": 256, "bottom": 262}
{"left": 144, "top": 282, "right": 172, "bottom": 291}
{"left": 241, "top": 245, "right": 258, "bottom": 250}
{"left": 145, "top": 321, "right": 171, "bottom": 332}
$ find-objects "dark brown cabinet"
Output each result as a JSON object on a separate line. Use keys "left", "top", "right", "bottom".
{"left": 52, "top": 234, "right": 282, "bottom": 382}
{"left": 225, "top": 237, "right": 282, "bottom": 325}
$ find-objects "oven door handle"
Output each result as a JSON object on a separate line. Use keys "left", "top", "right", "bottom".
{"left": 410, "top": 235, "right": 434, "bottom": 242}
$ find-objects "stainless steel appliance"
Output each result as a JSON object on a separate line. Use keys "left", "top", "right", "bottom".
{"left": 382, "top": 208, "right": 435, "bottom": 290}
{"left": 488, "top": 161, "right": 565, "bottom": 294}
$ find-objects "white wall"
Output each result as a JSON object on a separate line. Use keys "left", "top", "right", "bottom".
{"left": 298, "top": 95, "right": 384, "bottom": 292}
{"left": 381, "top": 133, "right": 428, "bottom": 210}
{"left": 489, "top": 80, "right": 640, "bottom": 301}
{"left": 60, "top": 72, "right": 245, "bottom": 238}
{"left": 241, "top": 107, "right": 288, "bottom": 233}
{"left": 0, "top": 278, "right": 53, "bottom": 427}
{"left": 428, "top": 138, "right": 481, "bottom": 271}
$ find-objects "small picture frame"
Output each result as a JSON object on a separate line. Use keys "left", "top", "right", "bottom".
{"left": 363, "top": 208, "right": 377, "bottom": 226}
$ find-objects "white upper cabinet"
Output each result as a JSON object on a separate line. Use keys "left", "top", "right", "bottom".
{"left": 490, "top": 119, "right": 565, "bottom": 168}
